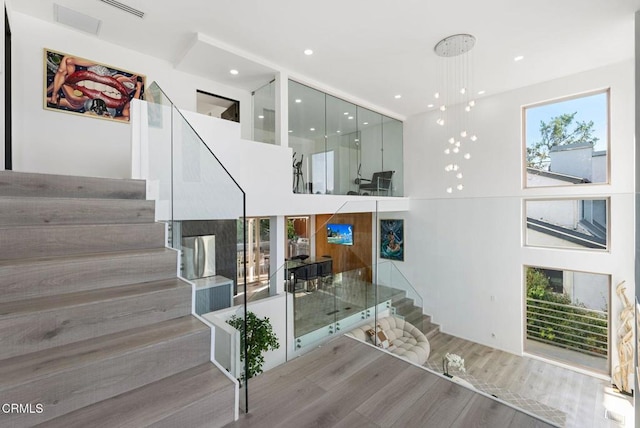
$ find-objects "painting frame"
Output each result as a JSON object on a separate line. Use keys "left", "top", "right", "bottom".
{"left": 44, "top": 48, "right": 146, "bottom": 123}
{"left": 380, "top": 219, "right": 404, "bottom": 261}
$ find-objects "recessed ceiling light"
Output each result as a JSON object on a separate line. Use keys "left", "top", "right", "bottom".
{"left": 363, "top": 122, "right": 368, "bottom": 125}
{"left": 304, "top": 49, "right": 313, "bottom": 56}
{"left": 310, "top": 127, "right": 315, "bottom": 131}
{"left": 337, "top": 130, "right": 341, "bottom": 133}
{"left": 344, "top": 112, "right": 349, "bottom": 115}
{"left": 258, "top": 115, "right": 264, "bottom": 119}
{"left": 295, "top": 99, "right": 302, "bottom": 103}
{"left": 514, "top": 55, "right": 524, "bottom": 62}
{"left": 477, "top": 90, "right": 486, "bottom": 95}
{"left": 394, "top": 94, "right": 402, "bottom": 99}
{"left": 355, "top": 139, "right": 359, "bottom": 142}
{"left": 427, "top": 104, "right": 434, "bottom": 108}
{"left": 348, "top": 116, "right": 354, "bottom": 120}
{"left": 288, "top": 130, "right": 293, "bottom": 133}
{"left": 230, "top": 69, "right": 239, "bottom": 75}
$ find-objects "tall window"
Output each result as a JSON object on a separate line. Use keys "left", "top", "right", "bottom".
{"left": 525, "top": 266, "right": 609, "bottom": 373}
{"left": 523, "top": 90, "right": 609, "bottom": 188}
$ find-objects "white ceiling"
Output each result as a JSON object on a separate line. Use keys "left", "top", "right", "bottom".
{"left": 10, "top": 0, "right": 640, "bottom": 119}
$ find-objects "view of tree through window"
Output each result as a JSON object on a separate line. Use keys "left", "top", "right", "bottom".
{"left": 524, "top": 90, "right": 609, "bottom": 187}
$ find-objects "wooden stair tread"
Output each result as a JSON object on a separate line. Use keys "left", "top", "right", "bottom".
{"left": 0, "top": 171, "right": 146, "bottom": 200}
{"left": 41, "top": 363, "right": 236, "bottom": 428}
{"left": 0, "top": 279, "right": 192, "bottom": 360}
{"left": 0, "top": 248, "right": 178, "bottom": 303}
{"left": 0, "top": 278, "right": 189, "bottom": 317}
{"left": 0, "top": 316, "right": 208, "bottom": 389}
{"left": 0, "top": 247, "right": 175, "bottom": 268}
{"left": 0, "top": 223, "right": 166, "bottom": 260}
{"left": 0, "top": 196, "right": 155, "bottom": 226}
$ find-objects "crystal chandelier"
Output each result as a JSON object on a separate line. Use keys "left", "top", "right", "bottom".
{"left": 434, "top": 34, "right": 478, "bottom": 194}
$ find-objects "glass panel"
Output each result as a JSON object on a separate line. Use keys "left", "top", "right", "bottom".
{"left": 252, "top": 81, "right": 276, "bottom": 144}
{"left": 326, "top": 94, "right": 358, "bottom": 195}
{"left": 524, "top": 90, "right": 609, "bottom": 187}
{"left": 289, "top": 81, "right": 326, "bottom": 194}
{"left": 525, "top": 266, "right": 609, "bottom": 373}
{"left": 357, "top": 106, "right": 384, "bottom": 195}
{"left": 236, "top": 217, "right": 270, "bottom": 303}
{"left": 288, "top": 79, "right": 403, "bottom": 196}
{"left": 525, "top": 198, "right": 608, "bottom": 250}
{"left": 382, "top": 116, "right": 403, "bottom": 196}
{"left": 143, "top": 82, "right": 248, "bottom": 410}
{"left": 285, "top": 216, "right": 310, "bottom": 259}
{"left": 271, "top": 200, "right": 423, "bottom": 359}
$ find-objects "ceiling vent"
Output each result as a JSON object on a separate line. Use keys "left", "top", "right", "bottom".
{"left": 98, "top": 0, "right": 145, "bottom": 18}
{"left": 54, "top": 4, "right": 102, "bottom": 35}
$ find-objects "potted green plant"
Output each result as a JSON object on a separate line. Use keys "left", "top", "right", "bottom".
{"left": 227, "top": 311, "right": 279, "bottom": 381}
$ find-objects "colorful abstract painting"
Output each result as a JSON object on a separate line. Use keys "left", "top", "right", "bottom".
{"left": 44, "top": 49, "right": 145, "bottom": 122}
{"left": 380, "top": 219, "right": 404, "bottom": 261}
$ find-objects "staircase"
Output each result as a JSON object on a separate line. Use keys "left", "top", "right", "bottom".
{"left": 391, "top": 294, "right": 440, "bottom": 339}
{"left": 0, "top": 171, "right": 236, "bottom": 427}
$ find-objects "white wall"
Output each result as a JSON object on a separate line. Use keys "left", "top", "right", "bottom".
{"left": 402, "top": 60, "right": 635, "bottom": 373}
{"left": 10, "top": 12, "right": 252, "bottom": 179}
{"left": 549, "top": 145, "right": 595, "bottom": 181}
{"left": 207, "top": 294, "right": 288, "bottom": 373}
{"left": 526, "top": 199, "right": 579, "bottom": 228}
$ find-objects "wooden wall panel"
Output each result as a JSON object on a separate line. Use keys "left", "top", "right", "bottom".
{"left": 315, "top": 212, "right": 372, "bottom": 282}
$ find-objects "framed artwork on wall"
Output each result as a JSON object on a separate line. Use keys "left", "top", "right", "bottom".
{"left": 380, "top": 219, "right": 404, "bottom": 261}
{"left": 44, "top": 48, "right": 145, "bottom": 122}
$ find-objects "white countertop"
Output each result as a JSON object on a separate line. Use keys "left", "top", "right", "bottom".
{"left": 192, "top": 275, "right": 234, "bottom": 290}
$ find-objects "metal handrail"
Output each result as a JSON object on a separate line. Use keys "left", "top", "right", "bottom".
{"left": 526, "top": 297, "right": 608, "bottom": 358}
{"left": 526, "top": 305, "right": 608, "bottom": 332}
{"left": 527, "top": 297, "right": 607, "bottom": 316}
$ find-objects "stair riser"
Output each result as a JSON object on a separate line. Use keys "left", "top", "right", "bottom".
{"left": 0, "top": 286, "right": 192, "bottom": 360}
{"left": 41, "top": 364, "right": 235, "bottom": 428}
{"left": 0, "top": 171, "right": 146, "bottom": 200}
{"left": 154, "top": 386, "right": 236, "bottom": 428}
{"left": 1, "top": 328, "right": 211, "bottom": 426}
{"left": 391, "top": 297, "right": 413, "bottom": 309}
{"left": 425, "top": 326, "right": 440, "bottom": 339}
{"left": 0, "top": 223, "right": 166, "bottom": 261}
{"left": 0, "top": 250, "right": 178, "bottom": 303}
{"left": 0, "top": 197, "right": 155, "bottom": 227}
{"left": 403, "top": 308, "right": 423, "bottom": 323}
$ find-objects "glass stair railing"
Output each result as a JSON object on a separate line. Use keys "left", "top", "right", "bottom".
{"left": 266, "top": 199, "right": 425, "bottom": 359}
{"left": 133, "top": 82, "right": 249, "bottom": 411}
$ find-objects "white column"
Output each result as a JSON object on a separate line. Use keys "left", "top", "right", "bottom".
{"left": 270, "top": 215, "right": 286, "bottom": 295}
{"left": 275, "top": 70, "right": 288, "bottom": 148}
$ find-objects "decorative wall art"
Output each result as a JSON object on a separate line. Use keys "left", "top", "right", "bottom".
{"left": 44, "top": 49, "right": 145, "bottom": 122}
{"left": 380, "top": 219, "right": 404, "bottom": 261}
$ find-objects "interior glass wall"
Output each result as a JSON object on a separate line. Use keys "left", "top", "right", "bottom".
{"left": 252, "top": 80, "right": 276, "bottom": 144}
{"left": 288, "top": 80, "right": 403, "bottom": 196}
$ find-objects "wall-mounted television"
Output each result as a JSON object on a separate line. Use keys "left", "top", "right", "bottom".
{"left": 327, "top": 223, "right": 353, "bottom": 246}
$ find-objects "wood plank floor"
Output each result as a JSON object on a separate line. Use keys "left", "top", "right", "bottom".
{"left": 226, "top": 336, "right": 555, "bottom": 428}
{"left": 426, "top": 332, "right": 634, "bottom": 428}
